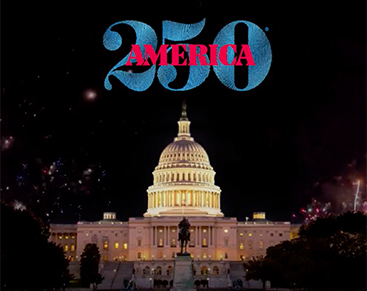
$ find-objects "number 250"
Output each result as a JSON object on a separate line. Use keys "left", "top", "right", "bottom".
{"left": 103, "top": 18, "right": 272, "bottom": 92}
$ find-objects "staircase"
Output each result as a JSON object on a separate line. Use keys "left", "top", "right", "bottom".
{"left": 229, "top": 261, "right": 246, "bottom": 282}
{"left": 111, "top": 261, "right": 134, "bottom": 289}
{"left": 98, "top": 261, "right": 120, "bottom": 289}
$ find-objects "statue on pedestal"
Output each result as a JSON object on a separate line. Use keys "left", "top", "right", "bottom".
{"left": 178, "top": 217, "right": 190, "bottom": 254}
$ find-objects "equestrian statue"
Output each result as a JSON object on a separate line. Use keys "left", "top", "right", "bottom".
{"left": 178, "top": 217, "right": 191, "bottom": 254}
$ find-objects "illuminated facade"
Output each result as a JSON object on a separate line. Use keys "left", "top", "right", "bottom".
{"left": 49, "top": 105, "right": 297, "bottom": 286}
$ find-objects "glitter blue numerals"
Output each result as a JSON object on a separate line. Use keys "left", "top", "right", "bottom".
{"left": 213, "top": 21, "right": 272, "bottom": 91}
{"left": 103, "top": 21, "right": 158, "bottom": 92}
{"left": 157, "top": 19, "right": 210, "bottom": 91}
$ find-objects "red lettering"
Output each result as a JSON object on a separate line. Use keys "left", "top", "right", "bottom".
{"left": 235, "top": 45, "right": 255, "bottom": 66}
{"left": 126, "top": 44, "right": 145, "bottom": 66}
{"left": 219, "top": 44, "right": 237, "bottom": 66}
{"left": 209, "top": 44, "right": 219, "bottom": 66}
{"left": 143, "top": 44, "right": 169, "bottom": 66}
{"left": 171, "top": 44, "right": 187, "bottom": 66}
{"left": 188, "top": 45, "right": 209, "bottom": 66}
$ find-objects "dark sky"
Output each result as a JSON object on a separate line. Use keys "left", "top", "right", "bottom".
{"left": 2, "top": 1, "right": 366, "bottom": 223}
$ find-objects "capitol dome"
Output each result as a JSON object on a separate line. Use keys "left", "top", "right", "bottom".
{"left": 144, "top": 103, "right": 223, "bottom": 217}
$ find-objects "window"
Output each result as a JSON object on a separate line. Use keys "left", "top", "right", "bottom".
{"left": 248, "top": 233, "right": 252, "bottom": 237}
{"left": 224, "top": 229, "right": 228, "bottom": 233}
{"left": 239, "top": 243, "right": 244, "bottom": 250}
{"left": 224, "top": 238, "right": 228, "bottom": 247}
{"left": 71, "top": 233, "right": 75, "bottom": 239}
{"left": 213, "top": 266, "right": 219, "bottom": 275}
{"left": 203, "top": 252, "right": 207, "bottom": 259}
{"left": 70, "top": 244, "right": 75, "bottom": 251}
{"left": 114, "top": 242, "right": 119, "bottom": 249}
{"left": 201, "top": 266, "right": 208, "bottom": 275}
{"left": 248, "top": 242, "right": 252, "bottom": 249}
{"left": 115, "top": 233, "right": 118, "bottom": 237}
{"left": 172, "top": 252, "right": 175, "bottom": 258}
{"left": 158, "top": 238, "right": 163, "bottom": 247}
{"left": 270, "top": 233, "right": 274, "bottom": 237}
{"left": 137, "top": 238, "right": 142, "bottom": 247}
{"left": 64, "top": 245, "right": 68, "bottom": 251}
{"left": 203, "top": 229, "right": 207, "bottom": 233}
{"left": 103, "top": 241, "right": 108, "bottom": 250}
{"left": 158, "top": 251, "right": 163, "bottom": 259}
{"left": 224, "top": 252, "right": 228, "bottom": 259}
{"left": 259, "top": 233, "right": 263, "bottom": 237}
{"left": 137, "top": 252, "right": 141, "bottom": 259}
{"left": 103, "top": 254, "right": 108, "bottom": 261}
{"left": 239, "top": 232, "right": 243, "bottom": 237}
{"left": 58, "top": 234, "right": 63, "bottom": 240}
{"left": 171, "top": 239, "right": 176, "bottom": 247}
{"left": 279, "top": 233, "right": 283, "bottom": 237}
{"left": 202, "top": 238, "right": 207, "bottom": 247}
{"left": 69, "top": 256, "right": 74, "bottom": 262}
{"left": 259, "top": 240, "right": 264, "bottom": 249}
{"left": 123, "top": 243, "right": 128, "bottom": 249}
{"left": 64, "top": 233, "right": 69, "bottom": 239}
{"left": 155, "top": 266, "right": 162, "bottom": 275}
{"left": 167, "top": 266, "right": 173, "bottom": 275}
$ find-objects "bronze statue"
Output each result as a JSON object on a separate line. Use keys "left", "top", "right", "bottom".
{"left": 178, "top": 217, "right": 190, "bottom": 254}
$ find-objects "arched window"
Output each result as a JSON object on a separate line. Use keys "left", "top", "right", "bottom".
{"left": 143, "top": 266, "right": 150, "bottom": 275}
{"left": 155, "top": 266, "right": 162, "bottom": 275}
{"left": 167, "top": 266, "right": 173, "bottom": 275}
{"left": 213, "top": 266, "right": 219, "bottom": 275}
{"left": 201, "top": 266, "right": 208, "bottom": 275}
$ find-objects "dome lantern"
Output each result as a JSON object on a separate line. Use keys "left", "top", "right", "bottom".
{"left": 176, "top": 100, "right": 192, "bottom": 140}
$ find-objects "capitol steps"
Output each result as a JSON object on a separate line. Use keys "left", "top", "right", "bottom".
{"left": 98, "top": 261, "right": 120, "bottom": 289}
{"left": 229, "top": 261, "right": 246, "bottom": 282}
{"left": 111, "top": 261, "right": 134, "bottom": 289}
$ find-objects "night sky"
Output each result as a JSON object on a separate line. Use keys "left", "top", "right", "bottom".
{"left": 2, "top": 1, "right": 366, "bottom": 223}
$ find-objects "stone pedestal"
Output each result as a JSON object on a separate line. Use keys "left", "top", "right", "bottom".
{"left": 170, "top": 253, "right": 196, "bottom": 291}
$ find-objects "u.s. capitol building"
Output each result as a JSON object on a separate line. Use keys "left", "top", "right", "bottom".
{"left": 50, "top": 105, "right": 299, "bottom": 288}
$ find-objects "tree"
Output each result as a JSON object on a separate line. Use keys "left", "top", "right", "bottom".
{"left": 266, "top": 211, "right": 366, "bottom": 291}
{"left": 1, "top": 201, "right": 72, "bottom": 290}
{"left": 244, "top": 256, "right": 272, "bottom": 290}
{"left": 80, "top": 243, "right": 104, "bottom": 288}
